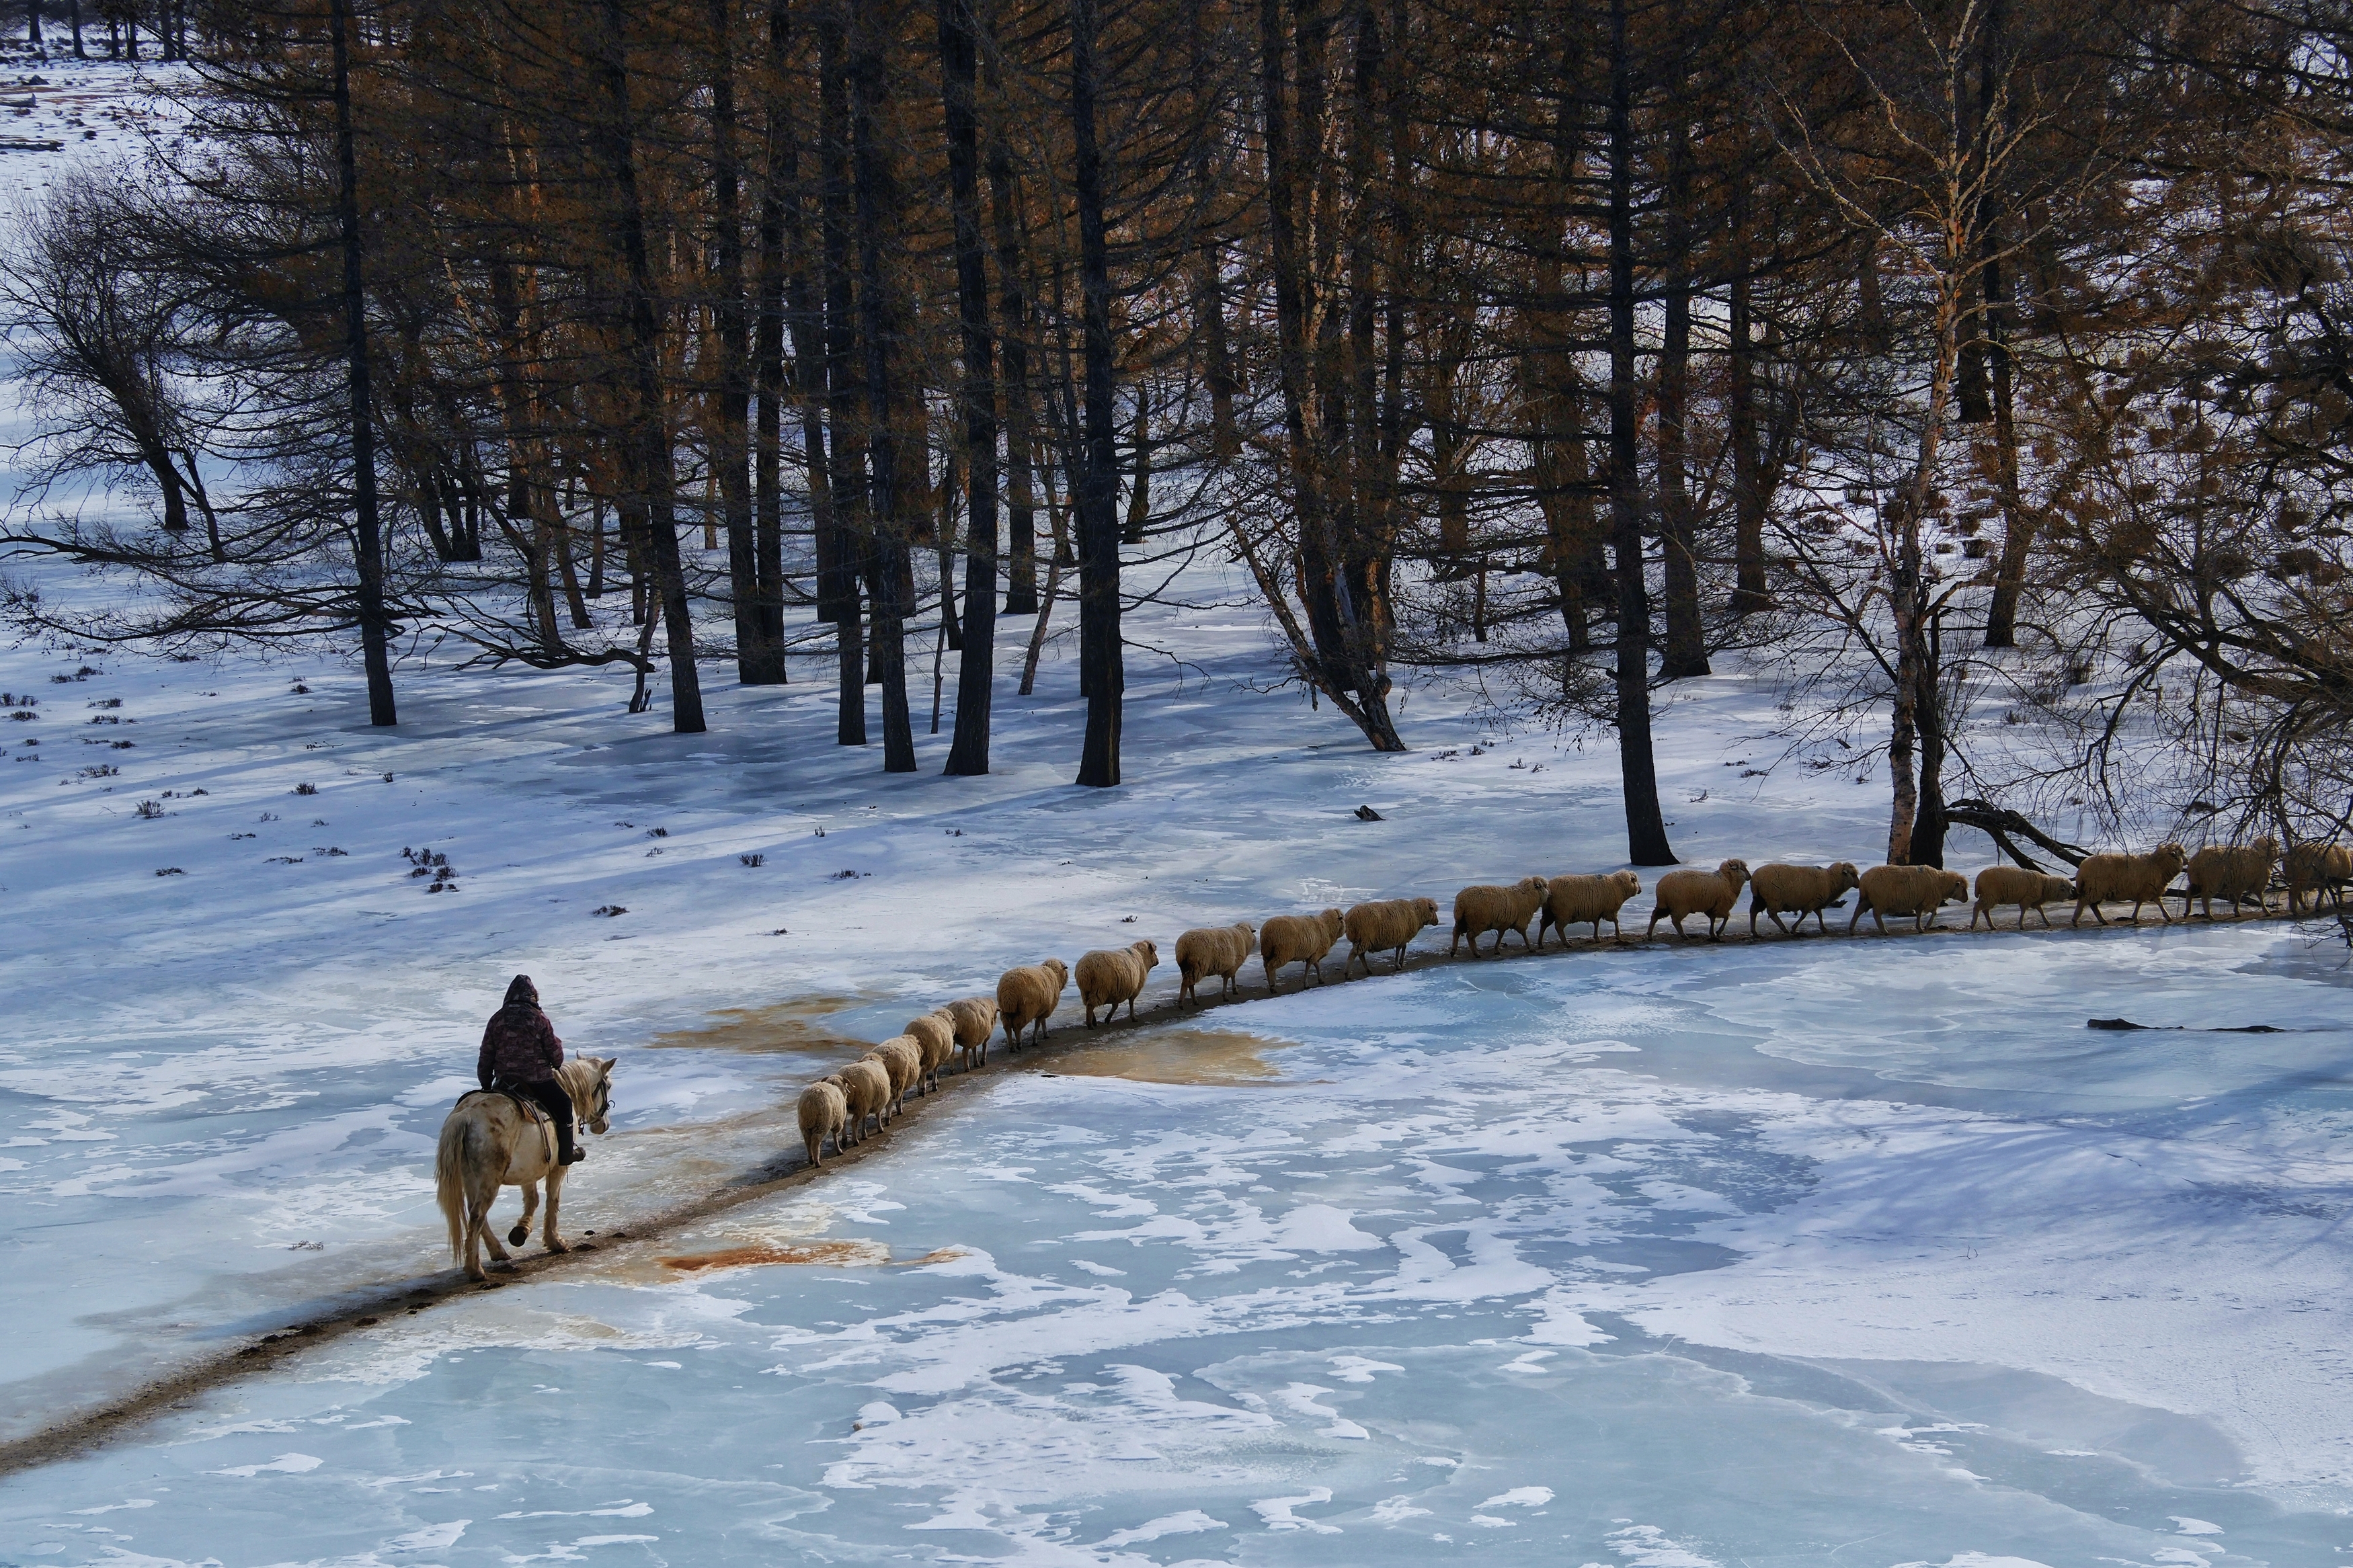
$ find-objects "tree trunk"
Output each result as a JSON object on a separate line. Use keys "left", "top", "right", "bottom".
{"left": 987, "top": 109, "right": 1039, "bottom": 618}
{"left": 751, "top": 0, "right": 789, "bottom": 681}
{"left": 1976, "top": 0, "right": 2031, "bottom": 650}
{"left": 1257, "top": 0, "right": 1404, "bottom": 751}
{"left": 1982, "top": 340, "right": 2030, "bottom": 647}
{"left": 1072, "top": 0, "right": 1122, "bottom": 786}
{"left": 600, "top": 0, "right": 705, "bottom": 733}
{"left": 941, "top": 0, "right": 999, "bottom": 776}
{"left": 1657, "top": 120, "right": 1708, "bottom": 679}
{"left": 709, "top": 0, "right": 775, "bottom": 686}
{"left": 1122, "top": 376, "right": 1150, "bottom": 544}
{"left": 850, "top": 4, "right": 917, "bottom": 772}
{"left": 1912, "top": 611, "right": 1950, "bottom": 865}
{"left": 1608, "top": 0, "right": 1672, "bottom": 864}
{"left": 1728, "top": 194, "right": 1767, "bottom": 614}
{"left": 331, "top": 0, "right": 395, "bottom": 727}
{"left": 588, "top": 493, "right": 606, "bottom": 597}
{"left": 1200, "top": 239, "right": 1238, "bottom": 458}
{"left": 819, "top": 11, "right": 866, "bottom": 745}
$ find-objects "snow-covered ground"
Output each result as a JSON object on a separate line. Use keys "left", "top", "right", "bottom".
{"left": 3, "top": 544, "right": 2350, "bottom": 1567}
{"left": 1, "top": 51, "right": 2350, "bottom": 1568}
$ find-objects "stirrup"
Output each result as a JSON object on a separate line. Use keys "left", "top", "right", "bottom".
{"left": 560, "top": 1148, "right": 586, "bottom": 1165}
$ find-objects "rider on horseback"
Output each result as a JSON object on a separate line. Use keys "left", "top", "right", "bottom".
{"left": 477, "top": 975, "right": 584, "bottom": 1165}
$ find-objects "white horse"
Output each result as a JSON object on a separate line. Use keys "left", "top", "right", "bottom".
{"left": 434, "top": 1056, "right": 616, "bottom": 1281}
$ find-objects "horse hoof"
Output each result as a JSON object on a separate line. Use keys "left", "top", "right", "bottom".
{"left": 545, "top": 1239, "right": 569, "bottom": 1254}
{"left": 508, "top": 1225, "right": 529, "bottom": 1247}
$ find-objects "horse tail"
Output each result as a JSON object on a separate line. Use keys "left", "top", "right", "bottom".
{"left": 435, "top": 1110, "right": 474, "bottom": 1268}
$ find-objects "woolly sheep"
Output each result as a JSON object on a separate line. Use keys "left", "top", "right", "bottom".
{"left": 1264, "top": 907, "right": 1347, "bottom": 991}
{"left": 829, "top": 1059, "right": 893, "bottom": 1141}
{"left": 1076, "top": 939, "right": 1160, "bottom": 1027}
{"left": 2285, "top": 841, "right": 2353, "bottom": 915}
{"left": 1746, "top": 862, "right": 1860, "bottom": 937}
{"left": 904, "top": 1012, "right": 958, "bottom": 1091}
{"left": 1539, "top": 871, "right": 1642, "bottom": 948}
{"left": 2071, "top": 843, "right": 2187, "bottom": 926}
{"left": 2179, "top": 837, "right": 2278, "bottom": 920}
{"left": 1970, "top": 864, "right": 2078, "bottom": 931}
{"left": 996, "top": 958, "right": 1068, "bottom": 1050}
{"left": 1341, "top": 897, "right": 1439, "bottom": 979}
{"left": 1176, "top": 921, "right": 1255, "bottom": 1006}
{"left": 1646, "top": 860, "right": 1752, "bottom": 942}
{"left": 865, "top": 1036, "right": 922, "bottom": 1113}
{"left": 1449, "top": 875, "right": 1553, "bottom": 958}
{"left": 797, "top": 1079, "right": 848, "bottom": 1166}
{"left": 943, "top": 995, "right": 999, "bottom": 1073}
{"left": 1850, "top": 864, "right": 1970, "bottom": 934}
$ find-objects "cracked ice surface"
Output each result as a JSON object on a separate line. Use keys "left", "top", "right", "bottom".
{"left": 5, "top": 931, "right": 2351, "bottom": 1566}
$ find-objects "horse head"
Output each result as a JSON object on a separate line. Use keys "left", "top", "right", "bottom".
{"left": 570, "top": 1055, "right": 616, "bottom": 1135}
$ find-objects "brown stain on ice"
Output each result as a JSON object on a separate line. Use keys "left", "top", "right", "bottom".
{"left": 1047, "top": 1026, "right": 1293, "bottom": 1085}
{"left": 654, "top": 1241, "right": 966, "bottom": 1274}
{"left": 651, "top": 993, "right": 877, "bottom": 1056}
{"left": 658, "top": 1239, "right": 890, "bottom": 1272}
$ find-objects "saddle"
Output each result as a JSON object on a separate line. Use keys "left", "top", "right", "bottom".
{"left": 456, "top": 1087, "right": 560, "bottom": 1165}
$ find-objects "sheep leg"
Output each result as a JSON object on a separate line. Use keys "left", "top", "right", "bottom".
{"left": 1769, "top": 910, "right": 1792, "bottom": 935}
{"left": 1391, "top": 946, "right": 1409, "bottom": 972}
{"left": 1647, "top": 912, "right": 1665, "bottom": 940}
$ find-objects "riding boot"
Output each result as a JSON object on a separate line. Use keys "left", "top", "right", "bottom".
{"left": 521, "top": 1078, "right": 584, "bottom": 1165}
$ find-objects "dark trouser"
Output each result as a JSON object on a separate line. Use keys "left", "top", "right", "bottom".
{"left": 500, "top": 1077, "right": 576, "bottom": 1161}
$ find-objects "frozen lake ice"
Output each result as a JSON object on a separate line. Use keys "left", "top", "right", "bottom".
{"left": 5, "top": 923, "right": 2349, "bottom": 1567}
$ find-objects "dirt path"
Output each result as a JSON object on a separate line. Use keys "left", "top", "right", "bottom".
{"left": 1, "top": 897, "right": 2328, "bottom": 1477}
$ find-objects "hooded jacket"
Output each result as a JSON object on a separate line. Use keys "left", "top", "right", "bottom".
{"left": 477, "top": 975, "right": 564, "bottom": 1087}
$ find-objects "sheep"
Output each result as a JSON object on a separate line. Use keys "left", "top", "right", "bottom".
{"left": 829, "top": 1059, "right": 893, "bottom": 1142}
{"left": 1646, "top": 860, "right": 1752, "bottom": 942}
{"left": 1849, "top": 864, "right": 1971, "bottom": 935}
{"left": 1341, "top": 897, "right": 1440, "bottom": 979}
{"left": 864, "top": 1036, "right": 923, "bottom": 1114}
{"left": 1539, "top": 872, "right": 1642, "bottom": 948}
{"left": 1449, "top": 875, "right": 1554, "bottom": 958}
{"left": 1076, "top": 940, "right": 1160, "bottom": 1027}
{"left": 904, "top": 1012, "right": 958, "bottom": 1091}
{"left": 1176, "top": 921, "right": 1255, "bottom": 1006}
{"left": 797, "top": 1079, "right": 848, "bottom": 1166}
{"left": 2285, "top": 841, "right": 2353, "bottom": 915}
{"left": 996, "top": 958, "right": 1068, "bottom": 1051}
{"left": 1746, "top": 862, "right": 1860, "bottom": 937}
{"left": 1264, "top": 907, "right": 1347, "bottom": 991}
{"left": 2178, "top": 837, "right": 2279, "bottom": 920}
{"left": 943, "top": 995, "right": 999, "bottom": 1073}
{"left": 2071, "top": 843, "right": 2187, "bottom": 926}
{"left": 1970, "top": 864, "right": 2079, "bottom": 931}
